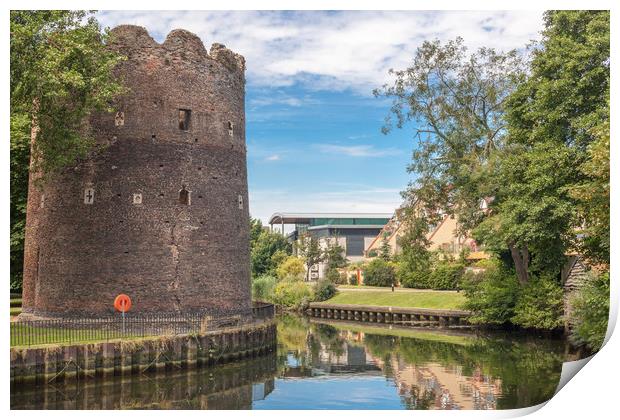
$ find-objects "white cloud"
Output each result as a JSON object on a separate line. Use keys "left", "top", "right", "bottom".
{"left": 249, "top": 186, "right": 402, "bottom": 227}
{"left": 247, "top": 91, "right": 320, "bottom": 109}
{"left": 265, "top": 154, "right": 281, "bottom": 161}
{"left": 96, "top": 10, "right": 543, "bottom": 93}
{"left": 315, "top": 143, "right": 402, "bottom": 157}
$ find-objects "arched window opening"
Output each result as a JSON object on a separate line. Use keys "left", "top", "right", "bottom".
{"left": 179, "top": 186, "right": 190, "bottom": 205}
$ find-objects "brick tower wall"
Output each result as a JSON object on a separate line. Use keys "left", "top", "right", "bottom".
{"left": 20, "top": 25, "right": 251, "bottom": 318}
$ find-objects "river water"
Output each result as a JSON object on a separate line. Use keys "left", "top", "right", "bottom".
{"left": 11, "top": 314, "right": 579, "bottom": 410}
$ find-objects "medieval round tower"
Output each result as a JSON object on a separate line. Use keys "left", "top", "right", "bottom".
{"left": 20, "top": 25, "right": 251, "bottom": 318}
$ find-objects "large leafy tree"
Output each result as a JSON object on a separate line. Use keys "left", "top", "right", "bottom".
{"left": 481, "top": 10, "right": 610, "bottom": 282}
{"left": 11, "top": 11, "right": 126, "bottom": 173}
{"left": 375, "top": 37, "right": 525, "bottom": 275}
{"left": 10, "top": 11, "right": 126, "bottom": 290}
{"left": 473, "top": 142, "right": 580, "bottom": 283}
{"left": 379, "top": 11, "right": 609, "bottom": 285}
{"left": 506, "top": 11, "right": 610, "bottom": 152}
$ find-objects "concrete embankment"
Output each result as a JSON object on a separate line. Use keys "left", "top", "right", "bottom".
{"left": 10, "top": 321, "right": 276, "bottom": 384}
{"left": 308, "top": 302, "right": 471, "bottom": 327}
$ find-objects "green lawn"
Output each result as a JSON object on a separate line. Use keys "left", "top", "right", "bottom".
{"left": 325, "top": 289, "right": 466, "bottom": 310}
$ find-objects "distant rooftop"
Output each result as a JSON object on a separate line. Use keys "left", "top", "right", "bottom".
{"left": 268, "top": 212, "right": 393, "bottom": 225}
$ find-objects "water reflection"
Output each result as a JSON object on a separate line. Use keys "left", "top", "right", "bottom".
{"left": 11, "top": 314, "right": 575, "bottom": 410}
{"left": 273, "top": 315, "right": 571, "bottom": 410}
{"left": 11, "top": 355, "right": 277, "bottom": 409}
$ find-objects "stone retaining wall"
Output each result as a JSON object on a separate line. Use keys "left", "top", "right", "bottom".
{"left": 10, "top": 321, "right": 276, "bottom": 383}
{"left": 308, "top": 303, "right": 471, "bottom": 327}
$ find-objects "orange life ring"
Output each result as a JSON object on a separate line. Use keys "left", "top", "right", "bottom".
{"left": 114, "top": 294, "right": 132, "bottom": 313}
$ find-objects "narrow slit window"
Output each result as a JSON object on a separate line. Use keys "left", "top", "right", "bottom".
{"left": 84, "top": 187, "right": 95, "bottom": 205}
{"left": 227, "top": 121, "right": 234, "bottom": 137}
{"left": 179, "top": 186, "right": 190, "bottom": 205}
{"left": 178, "top": 109, "right": 191, "bottom": 131}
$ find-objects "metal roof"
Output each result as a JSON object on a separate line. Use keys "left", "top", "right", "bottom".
{"left": 268, "top": 212, "right": 394, "bottom": 225}
{"left": 307, "top": 224, "right": 387, "bottom": 231}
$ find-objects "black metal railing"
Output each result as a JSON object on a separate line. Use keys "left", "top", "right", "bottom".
{"left": 252, "top": 301, "right": 275, "bottom": 320}
{"left": 11, "top": 303, "right": 274, "bottom": 348}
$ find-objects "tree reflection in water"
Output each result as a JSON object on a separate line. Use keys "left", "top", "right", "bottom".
{"left": 276, "top": 314, "right": 573, "bottom": 410}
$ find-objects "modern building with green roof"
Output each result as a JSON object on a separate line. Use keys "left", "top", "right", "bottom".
{"left": 267, "top": 212, "right": 392, "bottom": 279}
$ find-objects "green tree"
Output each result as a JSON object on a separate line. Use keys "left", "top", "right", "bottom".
{"left": 322, "top": 238, "right": 347, "bottom": 271}
{"left": 297, "top": 234, "right": 323, "bottom": 281}
{"left": 506, "top": 11, "right": 610, "bottom": 152}
{"left": 498, "top": 10, "right": 610, "bottom": 281}
{"left": 249, "top": 217, "right": 265, "bottom": 248}
{"left": 396, "top": 208, "right": 432, "bottom": 288}
{"left": 11, "top": 11, "right": 126, "bottom": 174}
{"left": 378, "top": 236, "right": 392, "bottom": 261}
{"left": 473, "top": 142, "right": 579, "bottom": 283}
{"left": 375, "top": 37, "right": 525, "bottom": 237}
{"left": 251, "top": 230, "right": 292, "bottom": 278}
{"left": 10, "top": 11, "right": 126, "bottom": 291}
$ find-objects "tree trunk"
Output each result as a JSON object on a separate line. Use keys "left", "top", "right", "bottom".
{"left": 509, "top": 243, "right": 529, "bottom": 285}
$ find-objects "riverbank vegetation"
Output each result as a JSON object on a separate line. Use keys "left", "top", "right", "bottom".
{"left": 569, "top": 272, "right": 610, "bottom": 351}
{"left": 375, "top": 10, "right": 609, "bottom": 351}
{"left": 250, "top": 221, "right": 339, "bottom": 310}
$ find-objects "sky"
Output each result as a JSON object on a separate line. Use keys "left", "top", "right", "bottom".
{"left": 96, "top": 10, "right": 544, "bottom": 227}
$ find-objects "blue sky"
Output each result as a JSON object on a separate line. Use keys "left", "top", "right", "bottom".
{"left": 96, "top": 10, "right": 544, "bottom": 226}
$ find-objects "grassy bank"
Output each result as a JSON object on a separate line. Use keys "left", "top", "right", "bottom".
{"left": 326, "top": 289, "right": 466, "bottom": 310}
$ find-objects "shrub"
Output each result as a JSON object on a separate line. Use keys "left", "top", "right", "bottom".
{"left": 473, "top": 258, "right": 501, "bottom": 270}
{"left": 396, "top": 261, "right": 431, "bottom": 289}
{"left": 251, "top": 275, "right": 277, "bottom": 301}
{"left": 276, "top": 256, "right": 306, "bottom": 281}
{"left": 511, "top": 274, "right": 564, "bottom": 330}
{"left": 348, "top": 273, "right": 359, "bottom": 286}
{"left": 363, "top": 258, "right": 396, "bottom": 287}
{"left": 313, "top": 280, "right": 337, "bottom": 302}
{"left": 570, "top": 272, "right": 610, "bottom": 351}
{"left": 367, "top": 250, "right": 378, "bottom": 258}
{"left": 462, "top": 268, "right": 519, "bottom": 325}
{"left": 271, "top": 280, "right": 314, "bottom": 310}
{"left": 325, "top": 267, "right": 342, "bottom": 284}
{"left": 428, "top": 261, "right": 465, "bottom": 290}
